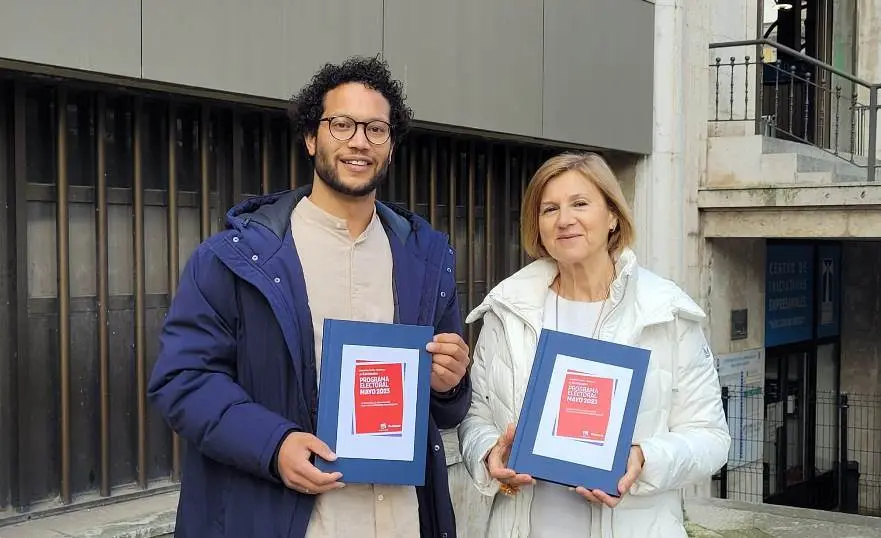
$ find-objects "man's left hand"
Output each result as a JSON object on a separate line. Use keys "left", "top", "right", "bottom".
{"left": 426, "top": 333, "right": 470, "bottom": 393}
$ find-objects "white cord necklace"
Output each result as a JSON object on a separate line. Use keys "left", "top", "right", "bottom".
{"left": 554, "top": 265, "right": 616, "bottom": 338}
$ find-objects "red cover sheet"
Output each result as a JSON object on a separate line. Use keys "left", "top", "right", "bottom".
{"left": 554, "top": 370, "right": 614, "bottom": 444}
{"left": 353, "top": 361, "right": 404, "bottom": 435}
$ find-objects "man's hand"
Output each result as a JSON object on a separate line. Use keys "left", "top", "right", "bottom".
{"left": 276, "top": 432, "right": 345, "bottom": 495}
{"left": 426, "top": 333, "right": 470, "bottom": 393}
{"left": 573, "top": 445, "right": 644, "bottom": 507}
{"left": 486, "top": 424, "right": 534, "bottom": 490}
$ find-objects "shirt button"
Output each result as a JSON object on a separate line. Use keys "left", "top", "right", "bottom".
{"left": 377, "top": 494, "right": 384, "bottom": 502}
{"left": 433, "top": 444, "right": 440, "bottom": 452}
{"left": 446, "top": 267, "right": 451, "bottom": 273}
{"left": 232, "top": 236, "right": 240, "bottom": 243}
{"left": 274, "top": 277, "right": 281, "bottom": 284}
{"left": 440, "top": 291, "right": 446, "bottom": 298}
{"left": 251, "top": 254, "right": 258, "bottom": 261}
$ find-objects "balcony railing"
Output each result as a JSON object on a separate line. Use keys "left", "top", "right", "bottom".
{"left": 709, "top": 38, "right": 879, "bottom": 183}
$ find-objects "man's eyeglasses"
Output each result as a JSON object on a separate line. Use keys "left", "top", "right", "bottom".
{"left": 319, "top": 116, "right": 392, "bottom": 145}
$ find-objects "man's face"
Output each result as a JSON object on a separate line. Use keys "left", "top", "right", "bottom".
{"left": 304, "top": 82, "right": 393, "bottom": 197}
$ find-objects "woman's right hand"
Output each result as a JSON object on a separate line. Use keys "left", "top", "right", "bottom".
{"left": 486, "top": 424, "right": 535, "bottom": 491}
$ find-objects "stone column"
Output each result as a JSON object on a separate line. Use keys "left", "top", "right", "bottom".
{"left": 857, "top": 0, "right": 881, "bottom": 167}
{"left": 632, "top": 0, "right": 712, "bottom": 303}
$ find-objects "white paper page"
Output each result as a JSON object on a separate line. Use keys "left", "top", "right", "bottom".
{"left": 531, "top": 354, "right": 633, "bottom": 471}
{"left": 335, "top": 344, "right": 419, "bottom": 461}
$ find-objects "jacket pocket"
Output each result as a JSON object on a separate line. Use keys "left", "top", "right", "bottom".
{"left": 612, "top": 505, "right": 686, "bottom": 538}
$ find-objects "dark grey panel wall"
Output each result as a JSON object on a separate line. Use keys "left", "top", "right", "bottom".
{"left": 383, "top": 0, "right": 544, "bottom": 138}
{"left": 1, "top": 0, "right": 655, "bottom": 153}
{"left": 0, "top": 0, "right": 141, "bottom": 78}
{"left": 141, "top": 0, "right": 383, "bottom": 100}
{"left": 543, "top": 0, "right": 655, "bottom": 154}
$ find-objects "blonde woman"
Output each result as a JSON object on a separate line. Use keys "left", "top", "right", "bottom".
{"left": 458, "top": 152, "right": 730, "bottom": 537}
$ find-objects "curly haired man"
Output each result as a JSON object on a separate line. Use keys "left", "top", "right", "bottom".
{"left": 148, "top": 56, "right": 472, "bottom": 538}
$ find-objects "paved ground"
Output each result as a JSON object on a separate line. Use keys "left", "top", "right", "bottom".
{"left": 2, "top": 491, "right": 881, "bottom": 537}
{"left": 685, "top": 497, "right": 881, "bottom": 537}
{"left": 0, "top": 491, "right": 175, "bottom": 538}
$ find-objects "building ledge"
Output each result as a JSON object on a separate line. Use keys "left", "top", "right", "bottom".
{"left": 0, "top": 491, "right": 178, "bottom": 538}
{"left": 701, "top": 207, "right": 881, "bottom": 238}
{"left": 698, "top": 183, "right": 881, "bottom": 210}
{"left": 684, "top": 497, "right": 881, "bottom": 537}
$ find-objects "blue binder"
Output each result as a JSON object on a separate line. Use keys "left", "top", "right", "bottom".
{"left": 315, "top": 318, "right": 434, "bottom": 486}
{"left": 508, "top": 328, "right": 650, "bottom": 496}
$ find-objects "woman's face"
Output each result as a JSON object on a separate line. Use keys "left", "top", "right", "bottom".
{"left": 538, "top": 170, "right": 618, "bottom": 266}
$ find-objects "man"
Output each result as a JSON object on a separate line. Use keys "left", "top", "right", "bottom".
{"left": 148, "top": 55, "right": 471, "bottom": 538}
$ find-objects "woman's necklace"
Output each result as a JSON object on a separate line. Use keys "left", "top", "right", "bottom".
{"left": 554, "top": 267, "right": 616, "bottom": 338}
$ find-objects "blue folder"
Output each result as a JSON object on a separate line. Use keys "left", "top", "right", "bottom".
{"left": 508, "top": 328, "right": 650, "bottom": 496}
{"left": 314, "top": 318, "right": 434, "bottom": 486}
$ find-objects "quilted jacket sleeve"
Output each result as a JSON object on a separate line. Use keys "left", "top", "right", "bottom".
{"left": 147, "top": 245, "right": 301, "bottom": 483}
{"left": 630, "top": 317, "right": 731, "bottom": 495}
{"left": 458, "top": 311, "right": 504, "bottom": 497}
{"left": 430, "top": 243, "right": 472, "bottom": 430}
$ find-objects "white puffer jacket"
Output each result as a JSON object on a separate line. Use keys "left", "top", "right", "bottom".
{"left": 457, "top": 249, "right": 730, "bottom": 538}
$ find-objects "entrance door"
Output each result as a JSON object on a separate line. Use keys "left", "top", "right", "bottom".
{"left": 764, "top": 347, "right": 812, "bottom": 499}
{"left": 764, "top": 342, "right": 841, "bottom": 509}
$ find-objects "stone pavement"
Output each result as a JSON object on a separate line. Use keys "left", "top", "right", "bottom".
{"left": 684, "top": 497, "right": 881, "bottom": 538}
{"left": 2, "top": 490, "right": 881, "bottom": 537}
{"left": 0, "top": 491, "right": 175, "bottom": 538}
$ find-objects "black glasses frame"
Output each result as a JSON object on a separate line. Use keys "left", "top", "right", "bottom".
{"left": 318, "top": 115, "right": 392, "bottom": 145}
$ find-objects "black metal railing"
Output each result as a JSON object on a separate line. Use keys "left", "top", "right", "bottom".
{"left": 709, "top": 38, "right": 879, "bottom": 183}
{"left": 714, "top": 387, "right": 881, "bottom": 516}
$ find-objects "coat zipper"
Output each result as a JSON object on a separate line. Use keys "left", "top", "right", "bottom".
{"left": 488, "top": 273, "right": 631, "bottom": 537}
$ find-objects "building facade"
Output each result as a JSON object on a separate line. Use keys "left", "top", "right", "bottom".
{"left": 701, "top": 0, "right": 881, "bottom": 517}
{"left": 0, "top": 0, "right": 665, "bottom": 532}
{"left": 11, "top": 0, "right": 879, "bottom": 533}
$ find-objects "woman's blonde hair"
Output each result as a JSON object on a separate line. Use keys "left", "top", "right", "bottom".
{"left": 521, "top": 152, "right": 635, "bottom": 259}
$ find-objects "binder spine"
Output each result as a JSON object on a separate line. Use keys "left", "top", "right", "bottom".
{"left": 508, "top": 329, "right": 547, "bottom": 469}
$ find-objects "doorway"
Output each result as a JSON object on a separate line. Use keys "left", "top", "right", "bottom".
{"left": 763, "top": 240, "right": 842, "bottom": 510}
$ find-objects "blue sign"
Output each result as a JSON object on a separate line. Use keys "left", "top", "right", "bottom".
{"left": 816, "top": 244, "right": 841, "bottom": 338}
{"left": 765, "top": 244, "right": 814, "bottom": 347}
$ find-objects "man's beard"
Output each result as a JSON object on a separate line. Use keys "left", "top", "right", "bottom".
{"left": 313, "top": 143, "right": 390, "bottom": 198}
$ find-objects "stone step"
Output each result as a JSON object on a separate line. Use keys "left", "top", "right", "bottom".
{"left": 707, "top": 134, "right": 876, "bottom": 186}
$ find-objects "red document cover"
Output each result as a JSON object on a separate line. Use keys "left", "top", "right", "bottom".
{"left": 554, "top": 370, "right": 614, "bottom": 443}
{"left": 353, "top": 361, "right": 404, "bottom": 435}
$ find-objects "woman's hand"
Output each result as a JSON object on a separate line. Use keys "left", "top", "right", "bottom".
{"left": 573, "top": 445, "right": 644, "bottom": 507}
{"left": 485, "top": 424, "right": 535, "bottom": 494}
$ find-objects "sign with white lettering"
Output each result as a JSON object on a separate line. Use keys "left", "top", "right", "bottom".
{"left": 765, "top": 244, "right": 814, "bottom": 347}
{"left": 816, "top": 244, "right": 841, "bottom": 338}
{"left": 717, "top": 348, "right": 764, "bottom": 468}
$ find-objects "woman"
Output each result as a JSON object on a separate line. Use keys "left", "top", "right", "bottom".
{"left": 458, "top": 152, "right": 730, "bottom": 537}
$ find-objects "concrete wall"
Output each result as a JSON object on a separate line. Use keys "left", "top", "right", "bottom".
{"left": 141, "top": 0, "right": 384, "bottom": 103}
{"left": 0, "top": 0, "right": 655, "bottom": 154}
{"left": 541, "top": 0, "right": 654, "bottom": 153}
{"left": 631, "top": 0, "right": 710, "bottom": 300}
{"left": 856, "top": 0, "right": 881, "bottom": 161}
{"left": 704, "top": 238, "right": 766, "bottom": 503}
{"left": 841, "top": 241, "right": 881, "bottom": 514}
{"left": 705, "top": 238, "right": 766, "bottom": 355}
{"left": 0, "top": 1, "right": 141, "bottom": 78}
{"left": 708, "top": 0, "right": 758, "bottom": 124}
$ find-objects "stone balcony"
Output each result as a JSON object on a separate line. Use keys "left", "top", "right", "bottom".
{"left": 700, "top": 134, "right": 881, "bottom": 239}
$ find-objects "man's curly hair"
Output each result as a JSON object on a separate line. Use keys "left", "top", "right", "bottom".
{"left": 289, "top": 55, "right": 413, "bottom": 144}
